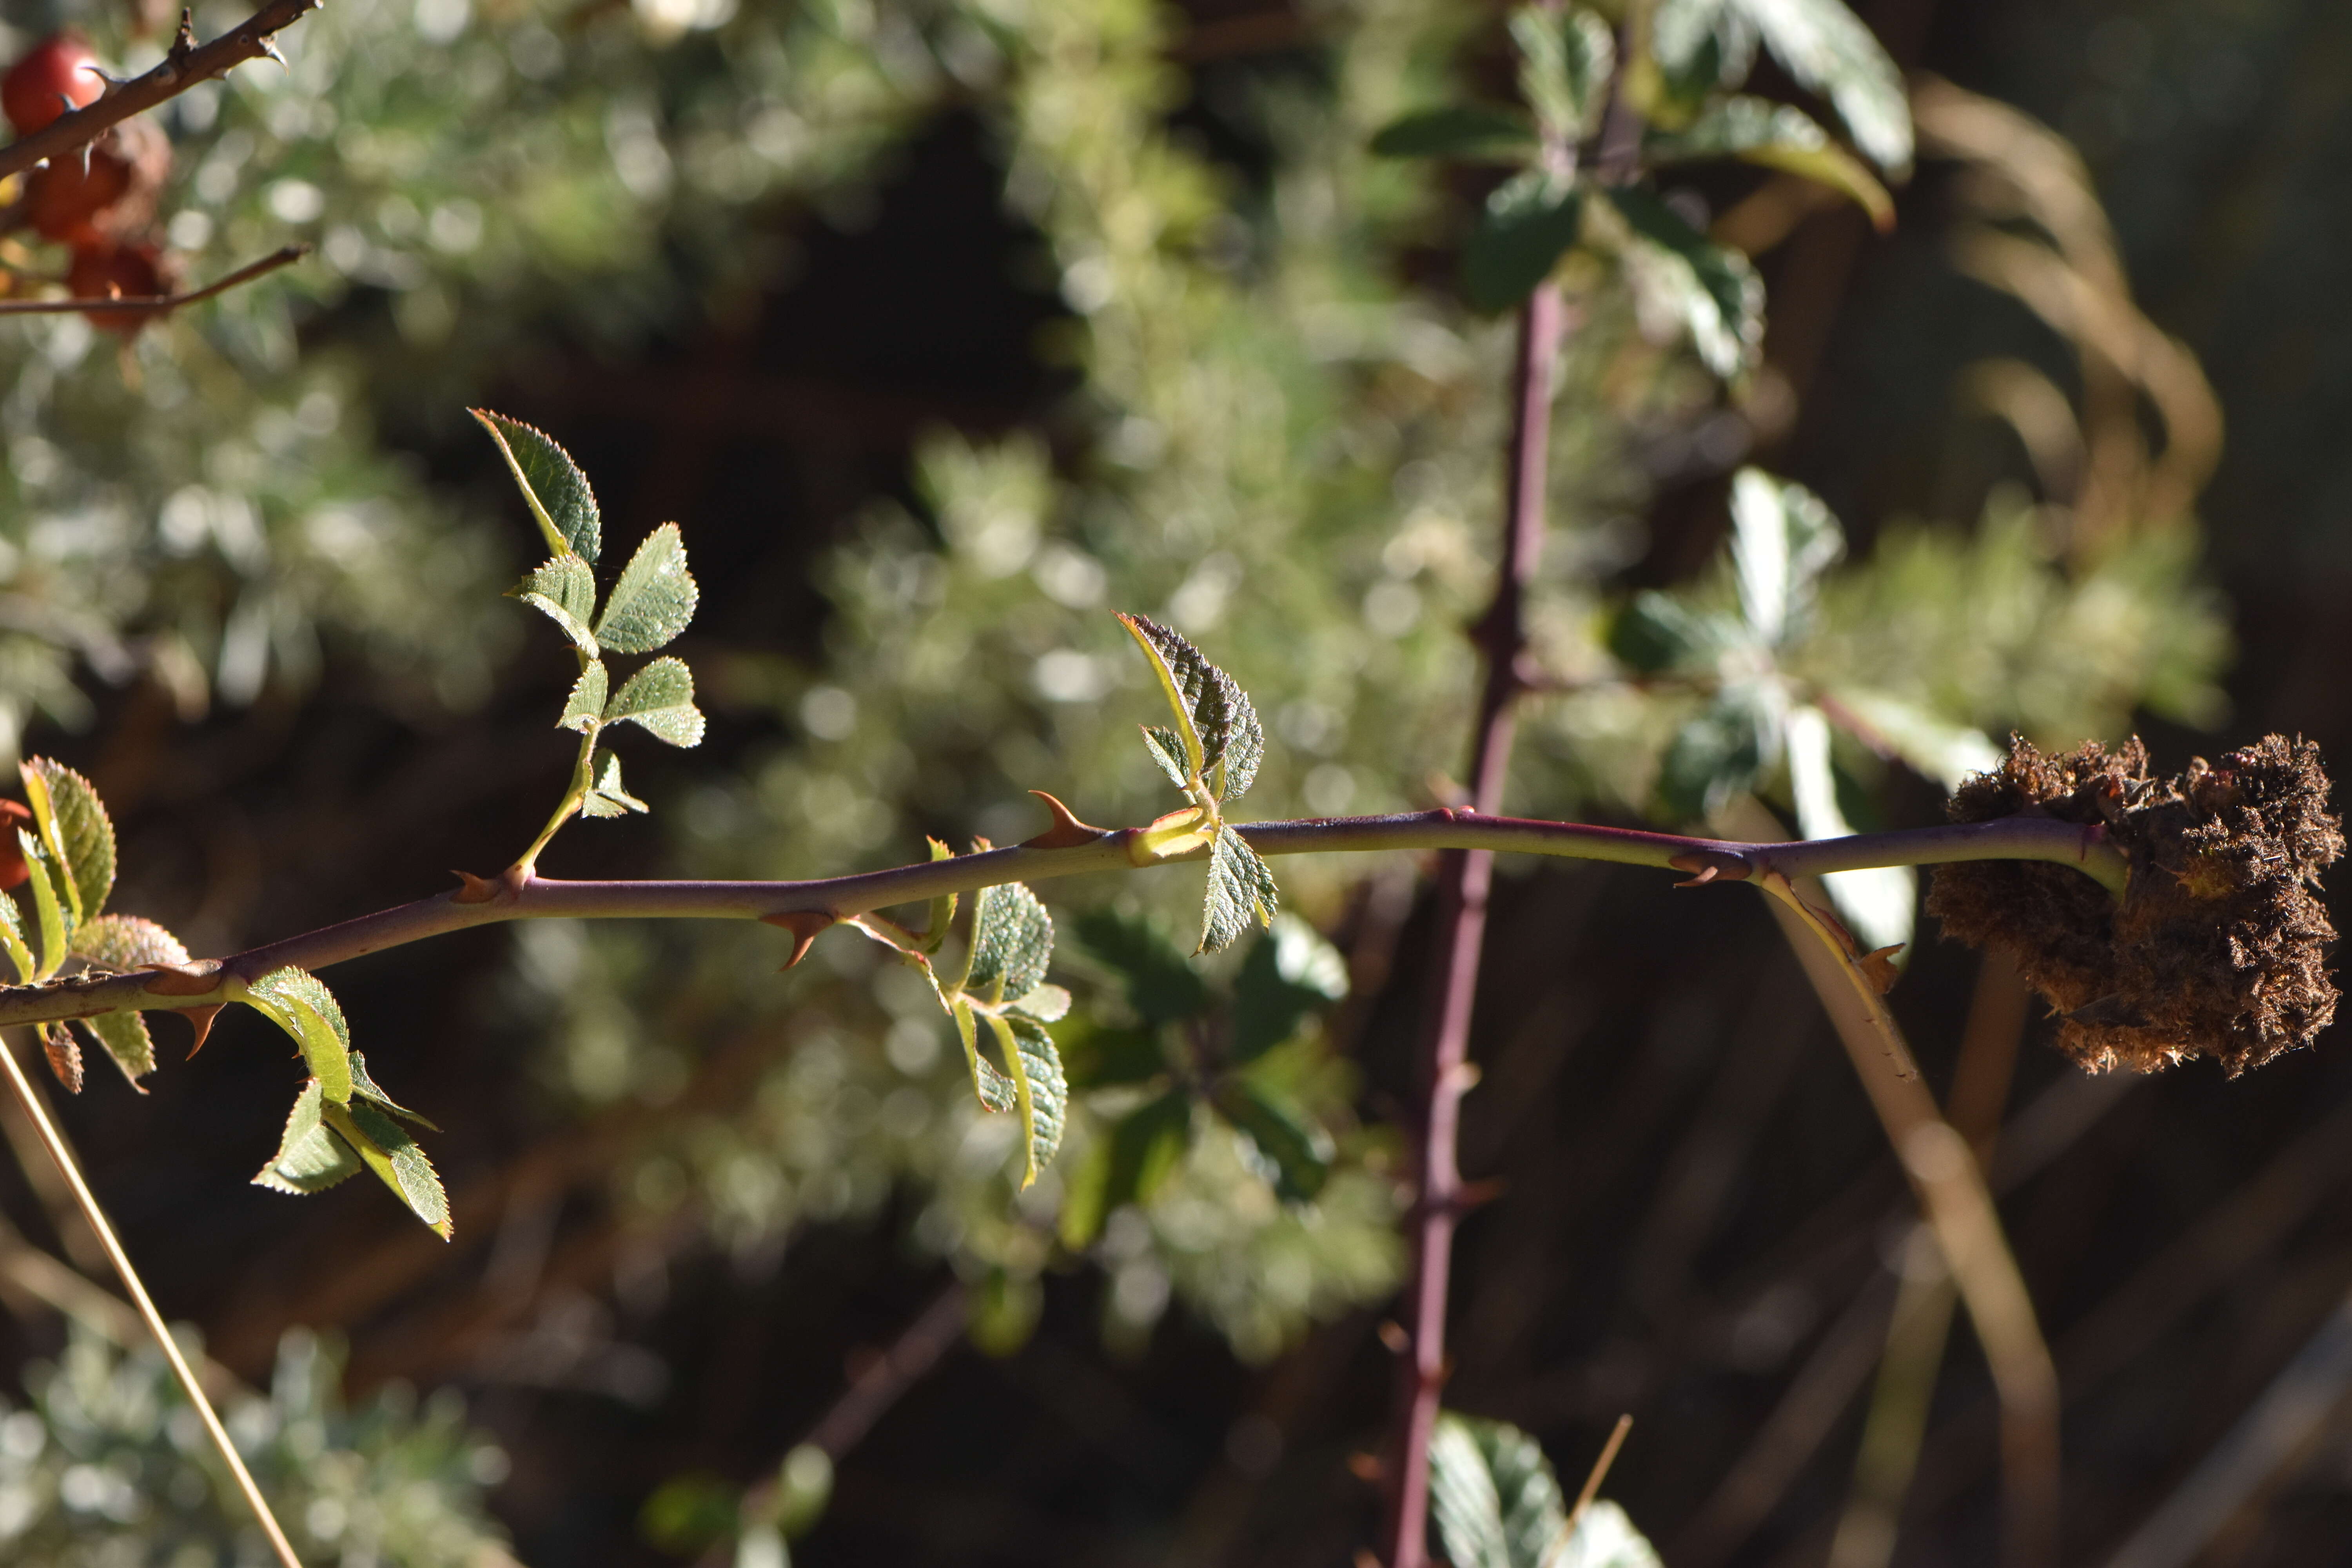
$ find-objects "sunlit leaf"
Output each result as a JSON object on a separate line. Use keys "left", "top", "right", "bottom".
{"left": 1729, "top": 0, "right": 1912, "bottom": 175}
{"left": 596, "top": 524, "right": 699, "bottom": 654}
{"left": 253, "top": 1080, "right": 364, "bottom": 1194}
{"left": 1370, "top": 104, "right": 1535, "bottom": 161}
{"left": 18, "top": 831, "right": 66, "bottom": 979}
{"left": 1645, "top": 96, "right": 1893, "bottom": 229}
{"left": 1142, "top": 725, "right": 1189, "bottom": 789}
{"left": 1428, "top": 1412, "right": 1565, "bottom": 1568}
{"left": 1201, "top": 823, "right": 1279, "bottom": 955}
{"left": 323, "top": 1098, "right": 452, "bottom": 1238}
{"left": 964, "top": 881, "right": 1054, "bottom": 1003}
{"left": 1729, "top": 467, "right": 1843, "bottom": 646}
{"left": 951, "top": 998, "right": 1018, "bottom": 1112}
{"left": 68, "top": 915, "right": 192, "bottom": 1087}
{"left": 1465, "top": 169, "right": 1584, "bottom": 313}
{"left": 22, "top": 759, "right": 113, "bottom": 924}
{"left": 347, "top": 1050, "right": 441, "bottom": 1131}
{"left": 989, "top": 1012, "right": 1068, "bottom": 1187}
{"left": 580, "top": 748, "right": 649, "bottom": 817}
{"left": 1510, "top": 5, "right": 1614, "bottom": 141}
{"left": 1116, "top": 614, "right": 1264, "bottom": 799}
{"left": 604, "top": 656, "right": 706, "bottom": 747}
{"left": 0, "top": 884, "right": 33, "bottom": 984}
{"left": 471, "top": 408, "right": 601, "bottom": 563}
{"left": 561, "top": 661, "right": 608, "bottom": 733}
{"left": 243, "top": 966, "right": 353, "bottom": 1105}
{"left": 1609, "top": 187, "right": 1763, "bottom": 379}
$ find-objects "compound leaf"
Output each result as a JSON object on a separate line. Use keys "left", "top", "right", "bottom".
{"left": 1609, "top": 187, "right": 1763, "bottom": 380}
{"left": 254, "top": 1080, "right": 363, "bottom": 1194}
{"left": 964, "top": 881, "right": 1054, "bottom": 1004}
{"left": 580, "top": 748, "right": 649, "bottom": 818}
{"left": 1232, "top": 914, "right": 1349, "bottom": 1062}
{"left": 1216, "top": 1078, "right": 1332, "bottom": 1201}
{"left": 1645, "top": 96, "right": 1892, "bottom": 229}
{"left": 323, "top": 1098, "right": 451, "bottom": 1238}
{"left": 605, "top": 656, "right": 706, "bottom": 747}
{"left": 1511, "top": 5, "right": 1614, "bottom": 141}
{"left": 1730, "top": 0, "right": 1912, "bottom": 175}
{"left": 989, "top": 1013, "right": 1068, "bottom": 1188}
{"left": 1116, "top": 614, "right": 1263, "bottom": 798}
{"left": 22, "top": 759, "right": 112, "bottom": 924}
{"left": 596, "top": 524, "right": 699, "bottom": 654}
{"left": 472, "top": 409, "right": 601, "bottom": 564}
{"left": 1465, "top": 169, "right": 1584, "bottom": 313}
{"left": 512, "top": 555, "right": 601, "bottom": 658}
{"left": 244, "top": 966, "right": 352, "bottom": 1105}
{"left": 1370, "top": 104, "right": 1536, "bottom": 162}
{"left": 1201, "top": 823, "right": 1279, "bottom": 955}
{"left": 1073, "top": 908, "right": 1209, "bottom": 1027}
{"left": 561, "top": 661, "right": 608, "bottom": 733}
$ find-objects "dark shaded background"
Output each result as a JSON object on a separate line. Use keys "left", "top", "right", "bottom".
{"left": 9, "top": 0, "right": 2352, "bottom": 1564}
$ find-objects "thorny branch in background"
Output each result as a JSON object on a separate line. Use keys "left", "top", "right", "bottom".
{"left": 0, "top": 243, "right": 307, "bottom": 318}
{"left": 0, "top": 0, "right": 321, "bottom": 183}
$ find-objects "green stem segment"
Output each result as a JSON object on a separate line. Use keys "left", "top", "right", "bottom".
{"left": 0, "top": 808, "right": 2123, "bottom": 1032}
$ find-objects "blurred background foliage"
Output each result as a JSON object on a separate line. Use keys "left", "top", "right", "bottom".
{"left": 0, "top": 0, "right": 2347, "bottom": 1562}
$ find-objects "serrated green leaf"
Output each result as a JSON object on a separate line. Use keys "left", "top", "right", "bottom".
{"left": 561, "top": 661, "right": 608, "bottom": 733}
{"left": 1232, "top": 914, "right": 1349, "bottom": 1062}
{"left": 510, "top": 554, "right": 597, "bottom": 624}
{"left": 1730, "top": 467, "right": 1844, "bottom": 646}
{"left": 78, "top": 1014, "right": 154, "bottom": 1085}
{"left": 1510, "top": 5, "right": 1614, "bottom": 141}
{"left": 1610, "top": 187, "right": 1764, "bottom": 379}
{"left": 1060, "top": 1089, "right": 1191, "bottom": 1247}
{"left": 69, "top": 913, "right": 189, "bottom": 972}
{"left": 1141, "top": 725, "right": 1191, "bottom": 789}
{"left": 1729, "top": 0, "right": 1912, "bottom": 175}
{"left": 580, "top": 748, "right": 649, "bottom": 818}
{"left": 1116, "top": 615, "right": 1264, "bottom": 799}
{"left": 1645, "top": 96, "right": 1893, "bottom": 229}
{"left": 1464, "top": 170, "right": 1584, "bottom": 313}
{"left": 595, "top": 524, "right": 699, "bottom": 654}
{"left": 1216, "top": 1078, "right": 1332, "bottom": 1201}
{"left": 1073, "top": 908, "right": 1209, "bottom": 1027}
{"left": 1370, "top": 104, "right": 1536, "bottom": 162}
{"left": 243, "top": 966, "right": 353, "bottom": 1104}
{"left": 323, "top": 1099, "right": 451, "bottom": 1238}
{"left": 1786, "top": 704, "right": 1914, "bottom": 958}
{"left": 253, "top": 1080, "right": 364, "bottom": 1194}
{"left": 604, "top": 656, "right": 706, "bottom": 747}
{"left": 1428, "top": 1412, "right": 1567, "bottom": 1568}
{"left": 347, "top": 1051, "right": 440, "bottom": 1131}
{"left": 18, "top": 831, "right": 66, "bottom": 979}
{"left": 989, "top": 1013, "right": 1068, "bottom": 1187}
{"left": 22, "top": 760, "right": 112, "bottom": 924}
{"left": 964, "top": 881, "right": 1053, "bottom": 1003}
{"left": 952, "top": 998, "right": 1018, "bottom": 1113}
{"left": 1200, "top": 824, "right": 1278, "bottom": 955}
{"left": 1657, "top": 682, "right": 1783, "bottom": 823}
{"left": 471, "top": 408, "right": 601, "bottom": 563}
{"left": 0, "top": 882, "right": 33, "bottom": 984}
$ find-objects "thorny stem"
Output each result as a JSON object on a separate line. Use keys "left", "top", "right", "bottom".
{"left": 0, "top": 244, "right": 309, "bottom": 318}
{"left": 0, "top": 809, "right": 2124, "bottom": 1032}
{"left": 0, "top": 1031, "right": 305, "bottom": 1568}
{"left": 0, "top": 0, "right": 321, "bottom": 183}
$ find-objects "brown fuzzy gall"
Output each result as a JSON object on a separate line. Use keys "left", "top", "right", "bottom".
{"left": 1926, "top": 734, "right": 2341, "bottom": 1075}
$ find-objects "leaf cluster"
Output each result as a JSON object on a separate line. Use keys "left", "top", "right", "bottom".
{"left": 1427, "top": 1411, "right": 1662, "bottom": 1568}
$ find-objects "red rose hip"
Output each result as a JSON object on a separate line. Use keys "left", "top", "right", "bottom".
{"left": 3, "top": 33, "right": 103, "bottom": 136}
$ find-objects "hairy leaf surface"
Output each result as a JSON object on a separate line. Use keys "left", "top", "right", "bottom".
{"left": 472, "top": 408, "right": 601, "bottom": 563}
{"left": 561, "top": 661, "right": 608, "bottom": 733}
{"left": 605, "top": 656, "right": 706, "bottom": 746}
{"left": 991, "top": 1013, "right": 1068, "bottom": 1187}
{"left": 325, "top": 1099, "right": 452, "bottom": 1238}
{"left": 1200, "top": 824, "right": 1279, "bottom": 954}
{"left": 596, "top": 524, "right": 699, "bottom": 654}
{"left": 965, "top": 881, "right": 1053, "bottom": 1003}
